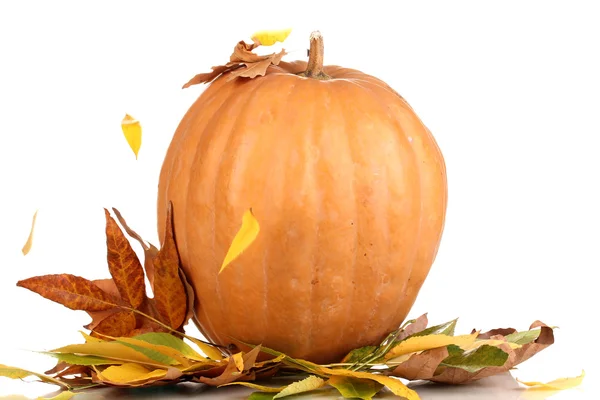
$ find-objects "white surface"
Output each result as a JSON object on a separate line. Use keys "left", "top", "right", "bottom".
{"left": 0, "top": 1, "right": 598, "bottom": 399}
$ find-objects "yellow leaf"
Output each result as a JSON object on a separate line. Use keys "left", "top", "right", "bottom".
{"left": 121, "top": 114, "right": 142, "bottom": 159}
{"left": 385, "top": 332, "right": 479, "bottom": 360}
{"left": 232, "top": 352, "right": 245, "bottom": 372}
{"left": 219, "top": 381, "right": 286, "bottom": 392}
{"left": 37, "top": 391, "right": 77, "bottom": 400}
{"left": 96, "top": 363, "right": 167, "bottom": 385}
{"left": 0, "top": 364, "right": 67, "bottom": 389}
{"left": 319, "top": 367, "right": 419, "bottom": 400}
{"left": 251, "top": 28, "right": 292, "bottom": 46}
{"left": 187, "top": 337, "right": 226, "bottom": 361}
{"left": 273, "top": 375, "right": 326, "bottom": 398}
{"left": 115, "top": 336, "right": 191, "bottom": 367}
{"left": 219, "top": 208, "right": 260, "bottom": 274}
{"left": 52, "top": 341, "right": 163, "bottom": 368}
{"left": 79, "top": 330, "right": 103, "bottom": 343}
{"left": 22, "top": 209, "right": 38, "bottom": 255}
{"left": 517, "top": 370, "right": 585, "bottom": 390}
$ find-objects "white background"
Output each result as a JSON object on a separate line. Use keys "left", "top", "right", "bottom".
{"left": 0, "top": 1, "right": 598, "bottom": 398}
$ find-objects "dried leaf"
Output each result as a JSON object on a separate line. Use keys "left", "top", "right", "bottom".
{"left": 38, "top": 391, "right": 77, "bottom": 400}
{"left": 96, "top": 363, "right": 167, "bottom": 386}
{"left": 41, "top": 352, "right": 116, "bottom": 366}
{"left": 187, "top": 336, "right": 226, "bottom": 361}
{"left": 385, "top": 332, "right": 478, "bottom": 360}
{"left": 121, "top": 114, "right": 142, "bottom": 159}
{"left": 111, "top": 207, "right": 158, "bottom": 288}
{"left": 197, "top": 357, "right": 247, "bottom": 386}
{"left": 251, "top": 28, "right": 292, "bottom": 46}
{"left": 227, "top": 49, "right": 286, "bottom": 81}
{"left": 517, "top": 370, "right": 585, "bottom": 390}
{"left": 90, "top": 310, "right": 137, "bottom": 337}
{"left": 320, "top": 368, "right": 419, "bottom": 400}
{"left": 0, "top": 364, "right": 68, "bottom": 388}
{"left": 220, "top": 208, "right": 260, "bottom": 273}
{"left": 22, "top": 209, "right": 38, "bottom": 255}
{"left": 273, "top": 375, "right": 326, "bottom": 399}
{"left": 179, "top": 267, "right": 196, "bottom": 326}
{"left": 411, "top": 318, "right": 457, "bottom": 338}
{"left": 386, "top": 347, "right": 449, "bottom": 380}
{"left": 51, "top": 341, "right": 166, "bottom": 368}
{"left": 116, "top": 337, "right": 189, "bottom": 367}
{"left": 132, "top": 332, "right": 206, "bottom": 362}
{"left": 221, "top": 381, "right": 285, "bottom": 392}
{"left": 328, "top": 375, "right": 384, "bottom": 400}
{"left": 153, "top": 202, "right": 187, "bottom": 329}
{"left": 397, "top": 313, "right": 429, "bottom": 341}
{"left": 17, "top": 274, "right": 118, "bottom": 311}
{"left": 104, "top": 208, "right": 146, "bottom": 308}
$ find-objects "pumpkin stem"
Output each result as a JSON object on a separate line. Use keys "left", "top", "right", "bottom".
{"left": 302, "top": 31, "right": 330, "bottom": 79}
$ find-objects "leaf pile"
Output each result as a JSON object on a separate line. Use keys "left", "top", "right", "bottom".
{"left": 5, "top": 206, "right": 581, "bottom": 399}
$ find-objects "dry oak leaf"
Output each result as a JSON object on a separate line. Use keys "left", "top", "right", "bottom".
{"left": 182, "top": 40, "right": 287, "bottom": 88}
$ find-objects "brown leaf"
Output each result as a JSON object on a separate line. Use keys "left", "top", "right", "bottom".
{"left": 474, "top": 327, "right": 517, "bottom": 339}
{"left": 197, "top": 357, "right": 251, "bottom": 386}
{"left": 429, "top": 322, "right": 555, "bottom": 384}
{"left": 89, "top": 310, "right": 137, "bottom": 338}
{"left": 16, "top": 274, "right": 118, "bottom": 311}
{"left": 112, "top": 207, "right": 159, "bottom": 288}
{"left": 387, "top": 347, "right": 449, "bottom": 380}
{"left": 398, "top": 313, "right": 429, "bottom": 341}
{"left": 179, "top": 267, "right": 196, "bottom": 327}
{"left": 182, "top": 40, "right": 286, "bottom": 88}
{"left": 132, "top": 298, "right": 170, "bottom": 335}
{"left": 153, "top": 202, "right": 187, "bottom": 330}
{"left": 104, "top": 208, "right": 146, "bottom": 309}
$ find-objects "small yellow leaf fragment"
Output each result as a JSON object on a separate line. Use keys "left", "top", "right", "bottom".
{"left": 121, "top": 114, "right": 142, "bottom": 159}
{"left": 251, "top": 28, "right": 292, "bottom": 46}
{"left": 219, "top": 381, "right": 285, "bottom": 392}
{"left": 273, "top": 375, "right": 326, "bottom": 398}
{"left": 37, "top": 391, "right": 76, "bottom": 400}
{"left": 22, "top": 209, "right": 38, "bottom": 255}
{"left": 219, "top": 208, "right": 260, "bottom": 274}
{"left": 517, "top": 370, "right": 585, "bottom": 390}
{"left": 232, "top": 352, "right": 245, "bottom": 372}
{"left": 96, "top": 363, "right": 167, "bottom": 385}
{"left": 385, "top": 332, "right": 479, "bottom": 360}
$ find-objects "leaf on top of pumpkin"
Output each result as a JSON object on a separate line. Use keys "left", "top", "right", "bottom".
{"left": 152, "top": 202, "right": 187, "bottom": 329}
{"left": 121, "top": 114, "right": 142, "bottom": 159}
{"left": 21, "top": 208, "right": 38, "bottom": 255}
{"left": 16, "top": 274, "right": 119, "bottom": 311}
{"left": 182, "top": 40, "right": 287, "bottom": 88}
{"left": 104, "top": 208, "right": 147, "bottom": 309}
{"left": 251, "top": 28, "right": 292, "bottom": 46}
{"left": 220, "top": 208, "right": 260, "bottom": 274}
{"left": 517, "top": 370, "right": 585, "bottom": 391}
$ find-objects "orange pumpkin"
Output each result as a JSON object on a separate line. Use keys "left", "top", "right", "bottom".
{"left": 157, "top": 32, "right": 447, "bottom": 364}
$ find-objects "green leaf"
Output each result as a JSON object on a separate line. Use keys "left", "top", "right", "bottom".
{"left": 40, "top": 352, "right": 117, "bottom": 366}
{"left": 116, "top": 341, "right": 178, "bottom": 366}
{"left": 132, "top": 332, "right": 205, "bottom": 360}
{"left": 328, "top": 376, "right": 384, "bottom": 400}
{"left": 247, "top": 393, "right": 277, "bottom": 400}
{"left": 273, "top": 375, "right": 326, "bottom": 398}
{"left": 341, "top": 346, "right": 377, "bottom": 364}
{"left": 410, "top": 318, "right": 457, "bottom": 338}
{"left": 505, "top": 328, "right": 541, "bottom": 345}
{"left": 441, "top": 345, "right": 508, "bottom": 372}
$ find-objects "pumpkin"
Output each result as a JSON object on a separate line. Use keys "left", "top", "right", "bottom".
{"left": 157, "top": 32, "right": 447, "bottom": 364}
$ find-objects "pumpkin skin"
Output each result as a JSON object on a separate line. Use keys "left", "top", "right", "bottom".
{"left": 157, "top": 59, "right": 447, "bottom": 364}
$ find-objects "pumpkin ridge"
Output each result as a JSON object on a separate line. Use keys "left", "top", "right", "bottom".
{"left": 212, "top": 78, "right": 275, "bottom": 344}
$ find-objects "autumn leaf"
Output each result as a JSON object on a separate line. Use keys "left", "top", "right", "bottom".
{"left": 182, "top": 40, "right": 287, "bottom": 88}
{"left": 95, "top": 363, "right": 169, "bottom": 386}
{"left": 89, "top": 310, "right": 137, "bottom": 338}
{"left": 104, "top": 208, "right": 146, "bottom": 309}
{"left": 22, "top": 209, "right": 38, "bottom": 255}
{"left": 121, "top": 114, "right": 142, "bottom": 159}
{"left": 153, "top": 202, "right": 187, "bottom": 329}
{"left": 132, "top": 332, "right": 206, "bottom": 362}
{"left": 38, "top": 391, "right": 77, "bottom": 400}
{"left": 385, "top": 347, "right": 449, "bottom": 380}
{"left": 51, "top": 341, "right": 167, "bottom": 369}
{"left": 16, "top": 274, "right": 118, "bottom": 311}
{"left": 384, "top": 332, "right": 479, "bottom": 360}
{"left": 439, "top": 344, "right": 508, "bottom": 372}
{"left": 220, "top": 208, "right": 260, "bottom": 273}
{"left": 320, "top": 368, "right": 419, "bottom": 400}
{"left": 221, "top": 381, "right": 285, "bottom": 392}
{"left": 273, "top": 375, "right": 326, "bottom": 399}
{"left": 0, "top": 364, "right": 68, "bottom": 389}
{"left": 328, "top": 375, "right": 384, "bottom": 400}
{"left": 517, "top": 370, "right": 585, "bottom": 390}
{"left": 251, "top": 28, "right": 292, "bottom": 46}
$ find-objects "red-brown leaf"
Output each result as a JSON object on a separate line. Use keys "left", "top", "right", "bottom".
{"left": 89, "top": 310, "right": 137, "bottom": 338}
{"left": 153, "top": 202, "right": 187, "bottom": 329}
{"left": 16, "top": 274, "right": 118, "bottom": 311}
{"left": 387, "top": 347, "right": 449, "bottom": 380}
{"left": 104, "top": 208, "right": 146, "bottom": 309}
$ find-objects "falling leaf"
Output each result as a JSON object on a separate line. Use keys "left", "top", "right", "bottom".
{"left": 121, "top": 114, "right": 142, "bottom": 159}
{"left": 16, "top": 274, "right": 118, "bottom": 311}
{"left": 22, "top": 209, "right": 38, "bottom": 255}
{"left": 96, "top": 363, "right": 167, "bottom": 386}
{"left": 251, "top": 28, "right": 292, "bottom": 46}
{"left": 182, "top": 40, "right": 287, "bottom": 88}
{"left": 517, "top": 370, "right": 585, "bottom": 390}
{"left": 104, "top": 209, "right": 146, "bottom": 309}
{"left": 273, "top": 375, "right": 326, "bottom": 399}
{"left": 153, "top": 202, "right": 187, "bottom": 329}
{"left": 220, "top": 208, "right": 260, "bottom": 273}
{"left": 385, "top": 332, "right": 479, "bottom": 360}
{"left": 328, "top": 375, "right": 384, "bottom": 400}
